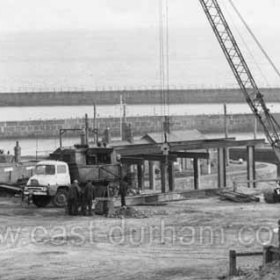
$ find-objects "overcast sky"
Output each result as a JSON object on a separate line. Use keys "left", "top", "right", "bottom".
{"left": 1, "top": 0, "right": 280, "bottom": 32}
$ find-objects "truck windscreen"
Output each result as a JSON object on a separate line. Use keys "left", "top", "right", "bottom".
{"left": 35, "top": 165, "right": 55, "bottom": 175}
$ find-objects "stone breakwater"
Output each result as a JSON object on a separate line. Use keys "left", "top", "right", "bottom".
{"left": 1, "top": 87, "right": 280, "bottom": 106}
{"left": 0, "top": 113, "right": 270, "bottom": 139}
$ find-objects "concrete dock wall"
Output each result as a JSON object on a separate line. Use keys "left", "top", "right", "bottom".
{"left": 0, "top": 112, "right": 269, "bottom": 139}
{"left": 1, "top": 87, "right": 280, "bottom": 106}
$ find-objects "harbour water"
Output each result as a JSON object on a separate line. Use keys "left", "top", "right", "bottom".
{"left": 2, "top": 102, "right": 280, "bottom": 121}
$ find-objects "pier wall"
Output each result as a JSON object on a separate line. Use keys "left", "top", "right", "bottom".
{"left": 1, "top": 87, "right": 280, "bottom": 106}
{"left": 0, "top": 113, "right": 274, "bottom": 139}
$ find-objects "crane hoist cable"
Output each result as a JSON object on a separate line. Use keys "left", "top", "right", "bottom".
{"left": 158, "top": 0, "right": 170, "bottom": 144}
{"left": 159, "top": 0, "right": 165, "bottom": 118}
{"left": 228, "top": 0, "right": 280, "bottom": 80}
{"left": 165, "top": 0, "right": 170, "bottom": 117}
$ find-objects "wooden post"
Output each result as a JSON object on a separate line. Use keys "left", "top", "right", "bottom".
{"left": 263, "top": 246, "right": 273, "bottom": 264}
{"left": 229, "top": 250, "right": 237, "bottom": 276}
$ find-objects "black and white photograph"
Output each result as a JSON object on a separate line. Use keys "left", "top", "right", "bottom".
{"left": 0, "top": 1, "right": 280, "bottom": 279}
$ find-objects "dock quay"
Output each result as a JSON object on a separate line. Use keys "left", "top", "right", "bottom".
{"left": 0, "top": 112, "right": 273, "bottom": 139}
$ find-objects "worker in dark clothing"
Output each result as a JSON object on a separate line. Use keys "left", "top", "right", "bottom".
{"left": 81, "top": 180, "right": 95, "bottom": 216}
{"left": 79, "top": 182, "right": 85, "bottom": 215}
{"left": 67, "top": 180, "right": 80, "bottom": 215}
{"left": 119, "top": 176, "right": 129, "bottom": 208}
{"left": 273, "top": 182, "right": 280, "bottom": 203}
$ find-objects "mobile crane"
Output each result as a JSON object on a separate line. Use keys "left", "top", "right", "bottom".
{"left": 199, "top": 0, "right": 280, "bottom": 203}
{"left": 198, "top": 0, "right": 280, "bottom": 161}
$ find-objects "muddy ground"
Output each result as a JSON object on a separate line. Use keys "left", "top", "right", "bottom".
{"left": 0, "top": 195, "right": 279, "bottom": 280}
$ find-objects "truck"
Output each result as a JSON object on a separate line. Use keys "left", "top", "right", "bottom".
{"left": 24, "top": 144, "right": 122, "bottom": 207}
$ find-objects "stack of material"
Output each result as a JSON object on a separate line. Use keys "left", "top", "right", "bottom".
{"left": 107, "top": 206, "right": 149, "bottom": 219}
{"left": 0, "top": 184, "right": 21, "bottom": 196}
{"left": 217, "top": 190, "right": 260, "bottom": 203}
{"left": 94, "top": 199, "right": 115, "bottom": 216}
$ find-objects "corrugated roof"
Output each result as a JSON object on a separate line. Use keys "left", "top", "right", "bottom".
{"left": 142, "top": 129, "right": 206, "bottom": 144}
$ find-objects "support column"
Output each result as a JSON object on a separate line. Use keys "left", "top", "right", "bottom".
{"left": 206, "top": 149, "right": 211, "bottom": 174}
{"left": 180, "top": 158, "right": 184, "bottom": 171}
{"left": 160, "top": 161, "right": 166, "bottom": 193}
{"left": 184, "top": 153, "right": 188, "bottom": 170}
{"left": 168, "top": 161, "right": 175, "bottom": 192}
{"left": 149, "top": 161, "right": 156, "bottom": 191}
{"left": 193, "top": 158, "right": 200, "bottom": 190}
{"left": 137, "top": 163, "right": 144, "bottom": 191}
{"left": 217, "top": 148, "right": 226, "bottom": 188}
{"left": 247, "top": 145, "right": 256, "bottom": 188}
{"left": 224, "top": 104, "right": 229, "bottom": 166}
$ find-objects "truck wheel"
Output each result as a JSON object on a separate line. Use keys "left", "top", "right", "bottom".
{"left": 53, "top": 189, "right": 68, "bottom": 208}
{"left": 33, "top": 195, "right": 51, "bottom": 207}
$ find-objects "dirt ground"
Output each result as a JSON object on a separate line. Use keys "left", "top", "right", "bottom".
{"left": 0, "top": 195, "right": 279, "bottom": 280}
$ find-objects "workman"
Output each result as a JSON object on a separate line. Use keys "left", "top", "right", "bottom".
{"left": 81, "top": 180, "right": 95, "bottom": 216}
{"left": 67, "top": 179, "right": 80, "bottom": 215}
{"left": 119, "top": 175, "right": 129, "bottom": 208}
{"left": 273, "top": 182, "right": 280, "bottom": 203}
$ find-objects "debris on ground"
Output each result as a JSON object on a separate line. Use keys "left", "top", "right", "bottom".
{"left": 217, "top": 190, "right": 260, "bottom": 203}
{"left": 107, "top": 206, "right": 150, "bottom": 219}
{"left": 263, "top": 188, "right": 280, "bottom": 204}
{"left": 227, "top": 261, "right": 280, "bottom": 280}
{"left": 136, "top": 202, "right": 168, "bottom": 207}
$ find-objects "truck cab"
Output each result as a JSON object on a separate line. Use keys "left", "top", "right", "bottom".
{"left": 24, "top": 145, "right": 122, "bottom": 208}
{"left": 25, "top": 160, "right": 71, "bottom": 207}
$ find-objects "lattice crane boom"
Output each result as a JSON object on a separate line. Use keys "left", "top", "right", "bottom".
{"left": 199, "top": 0, "right": 280, "bottom": 162}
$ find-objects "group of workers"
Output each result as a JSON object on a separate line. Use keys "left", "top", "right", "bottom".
{"left": 67, "top": 179, "right": 94, "bottom": 216}
{"left": 66, "top": 176, "right": 129, "bottom": 216}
